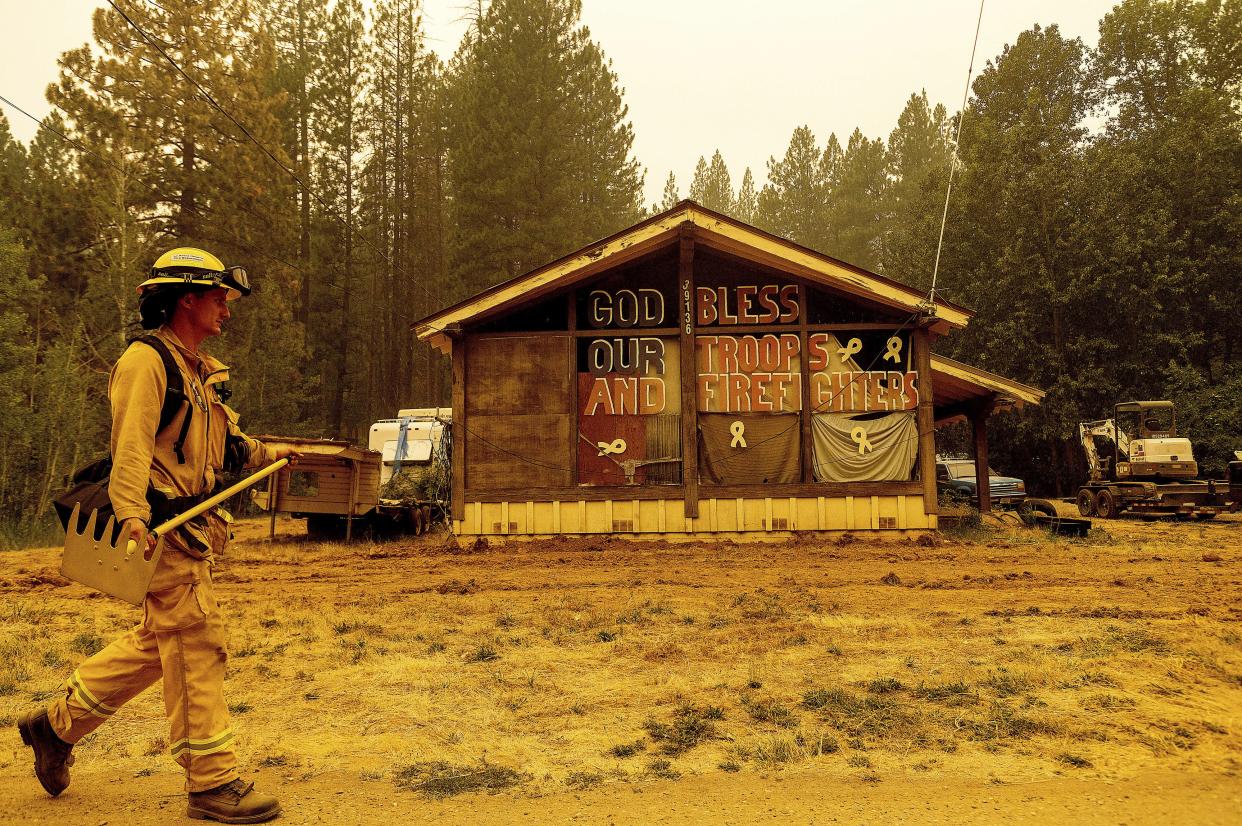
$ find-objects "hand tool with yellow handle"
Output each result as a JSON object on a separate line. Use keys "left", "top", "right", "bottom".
{"left": 61, "top": 459, "right": 290, "bottom": 605}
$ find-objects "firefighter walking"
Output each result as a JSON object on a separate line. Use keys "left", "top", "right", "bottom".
{"left": 17, "top": 248, "right": 296, "bottom": 823}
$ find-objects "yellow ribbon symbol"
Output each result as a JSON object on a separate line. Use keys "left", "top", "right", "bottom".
{"left": 851, "top": 426, "right": 874, "bottom": 455}
{"left": 730, "top": 421, "right": 747, "bottom": 448}
{"left": 837, "top": 337, "right": 863, "bottom": 361}
{"left": 883, "top": 336, "right": 903, "bottom": 363}
{"left": 596, "top": 438, "right": 627, "bottom": 457}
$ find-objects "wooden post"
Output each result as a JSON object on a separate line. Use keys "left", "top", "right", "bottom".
{"left": 913, "top": 327, "right": 938, "bottom": 515}
{"left": 451, "top": 332, "right": 466, "bottom": 521}
{"left": 797, "top": 284, "right": 813, "bottom": 482}
{"left": 567, "top": 293, "right": 578, "bottom": 489}
{"left": 677, "top": 223, "right": 699, "bottom": 519}
{"left": 267, "top": 469, "right": 279, "bottom": 540}
{"left": 972, "top": 398, "right": 995, "bottom": 513}
{"left": 345, "top": 457, "right": 359, "bottom": 543}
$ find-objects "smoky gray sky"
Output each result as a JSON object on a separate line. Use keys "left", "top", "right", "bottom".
{"left": 4, "top": 1, "right": 1120, "bottom": 205}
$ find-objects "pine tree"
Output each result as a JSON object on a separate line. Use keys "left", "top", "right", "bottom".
{"left": 657, "top": 171, "right": 680, "bottom": 211}
{"left": 569, "top": 37, "right": 644, "bottom": 238}
{"left": 446, "top": 0, "right": 643, "bottom": 294}
{"left": 941, "top": 24, "right": 1094, "bottom": 493}
{"left": 312, "top": 0, "right": 369, "bottom": 434}
{"left": 827, "top": 128, "right": 887, "bottom": 270}
{"left": 689, "top": 149, "right": 734, "bottom": 214}
{"left": 269, "top": 0, "right": 328, "bottom": 327}
{"left": 735, "top": 167, "right": 758, "bottom": 224}
{"left": 364, "top": 0, "right": 449, "bottom": 421}
{"left": 881, "top": 91, "right": 951, "bottom": 285}
{"left": 48, "top": 0, "right": 304, "bottom": 432}
{"left": 755, "top": 125, "right": 830, "bottom": 249}
{"left": 0, "top": 114, "right": 26, "bottom": 230}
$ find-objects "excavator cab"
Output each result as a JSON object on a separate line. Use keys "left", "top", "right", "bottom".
{"left": 1122, "top": 401, "right": 1176, "bottom": 440}
{"left": 1113, "top": 401, "right": 1196, "bottom": 480}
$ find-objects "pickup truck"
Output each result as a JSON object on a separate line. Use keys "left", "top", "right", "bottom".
{"left": 935, "top": 457, "right": 1027, "bottom": 508}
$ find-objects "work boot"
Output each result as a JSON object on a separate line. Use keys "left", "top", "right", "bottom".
{"left": 187, "top": 778, "right": 281, "bottom": 823}
{"left": 16, "top": 708, "right": 75, "bottom": 797}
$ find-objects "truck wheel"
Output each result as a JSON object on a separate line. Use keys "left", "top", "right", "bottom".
{"left": 1194, "top": 512, "right": 1217, "bottom": 521}
{"left": 1095, "top": 489, "right": 1119, "bottom": 519}
{"left": 1077, "top": 489, "right": 1096, "bottom": 517}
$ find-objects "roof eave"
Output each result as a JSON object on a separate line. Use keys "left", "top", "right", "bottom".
{"left": 413, "top": 201, "right": 973, "bottom": 344}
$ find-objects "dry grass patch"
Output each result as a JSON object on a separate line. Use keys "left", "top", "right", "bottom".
{"left": 392, "top": 760, "right": 525, "bottom": 798}
{"left": 2, "top": 514, "right": 1240, "bottom": 797}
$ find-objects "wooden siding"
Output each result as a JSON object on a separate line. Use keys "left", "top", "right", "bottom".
{"left": 453, "top": 494, "right": 934, "bottom": 537}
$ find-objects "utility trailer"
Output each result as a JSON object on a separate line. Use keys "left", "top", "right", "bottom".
{"left": 253, "top": 424, "right": 449, "bottom": 540}
{"left": 1075, "top": 401, "right": 1241, "bottom": 520}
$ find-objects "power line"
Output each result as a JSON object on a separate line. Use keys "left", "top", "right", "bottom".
{"left": 103, "top": 0, "right": 438, "bottom": 310}
{"left": 0, "top": 93, "right": 130, "bottom": 177}
{"left": 928, "top": 0, "right": 986, "bottom": 310}
{"left": 456, "top": 309, "right": 928, "bottom": 478}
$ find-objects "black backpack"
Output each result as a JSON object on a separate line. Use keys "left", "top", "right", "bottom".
{"left": 52, "top": 336, "right": 195, "bottom": 533}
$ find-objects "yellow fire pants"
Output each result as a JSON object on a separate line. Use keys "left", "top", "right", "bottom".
{"left": 47, "top": 547, "right": 238, "bottom": 793}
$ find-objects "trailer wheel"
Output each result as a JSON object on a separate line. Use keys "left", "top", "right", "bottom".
{"left": 307, "top": 514, "right": 347, "bottom": 540}
{"left": 1194, "top": 512, "right": 1217, "bottom": 521}
{"left": 1095, "top": 489, "right": 1119, "bottom": 519}
{"left": 1077, "top": 489, "right": 1096, "bottom": 517}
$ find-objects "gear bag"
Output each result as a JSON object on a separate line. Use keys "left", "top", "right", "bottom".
{"left": 52, "top": 336, "right": 197, "bottom": 532}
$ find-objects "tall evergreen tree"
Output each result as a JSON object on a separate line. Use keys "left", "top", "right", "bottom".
{"left": 1088, "top": 0, "right": 1242, "bottom": 474}
{"left": 688, "top": 149, "right": 734, "bottom": 213}
{"left": 364, "top": 0, "right": 449, "bottom": 421}
{"left": 734, "top": 167, "right": 758, "bottom": 224}
{"left": 940, "top": 24, "right": 1094, "bottom": 492}
{"left": 446, "top": 0, "right": 643, "bottom": 294}
{"left": 755, "top": 125, "right": 831, "bottom": 249}
{"left": 881, "top": 91, "right": 951, "bottom": 285}
{"left": 657, "top": 171, "right": 680, "bottom": 211}
{"left": 269, "top": 0, "right": 329, "bottom": 327}
{"left": 48, "top": 0, "right": 305, "bottom": 431}
{"left": 0, "top": 114, "right": 26, "bottom": 230}
{"left": 312, "top": 0, "right": 369, "bottom": 434}
{"left": 827, "top": 128, "right": 888, "bottom": 270}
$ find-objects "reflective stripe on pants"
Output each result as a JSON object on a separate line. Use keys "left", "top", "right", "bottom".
{"left": 48, "top": 552, "right": 238, "bottom": 793}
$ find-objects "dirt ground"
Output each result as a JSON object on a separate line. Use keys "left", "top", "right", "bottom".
{"left": 1, "top": 505, "right": 1239, "bottom": 824}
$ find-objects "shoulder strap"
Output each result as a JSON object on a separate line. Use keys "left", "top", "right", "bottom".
{"left": 130, "top": 335, "right": 192, "bottom": 464}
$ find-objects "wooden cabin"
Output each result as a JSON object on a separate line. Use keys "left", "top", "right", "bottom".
{"left": 415, "top": 201, "right": 1042, "bottom": 539}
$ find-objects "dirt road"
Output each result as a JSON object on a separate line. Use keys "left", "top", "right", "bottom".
{"left": 2, "top": 509, "right": 1239, "bottom": 824}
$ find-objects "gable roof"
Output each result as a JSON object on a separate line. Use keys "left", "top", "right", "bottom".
{"left": 415, "top": 200, "right": 973, "bottom": 355}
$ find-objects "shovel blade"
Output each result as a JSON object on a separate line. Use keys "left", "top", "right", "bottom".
{"left": 61, "top": 506, "right": 164, "bottom": 606}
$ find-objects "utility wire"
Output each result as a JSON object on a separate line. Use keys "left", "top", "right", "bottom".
{"left": 0, "top": 93, "right": 129, "bottom": 176}
{"left": 0, "top": 88, "right": 467, "bottom": 345}
{"left": 104, "top": 0, "right": 438, "bottom": 309}
{"left": 460, "top": 310, "right": 927, "bottom": 477}
{"left": 928, "top": 0, "right": 986, "bottom": 311}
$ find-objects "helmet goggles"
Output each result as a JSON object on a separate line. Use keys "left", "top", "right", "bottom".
{"left": 138, "top": 265, "right": 251, "bottom": 300}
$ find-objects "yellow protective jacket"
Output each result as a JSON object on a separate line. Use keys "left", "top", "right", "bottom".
{"left": 108, "top": 326, "right": 275, "bottom": 557}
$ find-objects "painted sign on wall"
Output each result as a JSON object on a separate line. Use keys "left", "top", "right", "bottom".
{"left": 577, "top": 334, "right": 681, "bottom": 486}
{"left": 806, "top": 332, "right": 917, "bottom": 413}
{"left": 696, "top": 334, "right": 802, "bottom": 413}
{"left": 696, "top": 285, "right": 799, "bottom": 325}
{"left": 581, "top": 337, "right": 675, "bottom": 415}
{"left": 586, "top": 288, "right": 667, "bottom": 328}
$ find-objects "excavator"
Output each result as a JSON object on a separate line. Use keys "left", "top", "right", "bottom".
{"left": 1076, "top": 401, "right": 1241, "bottom": 519}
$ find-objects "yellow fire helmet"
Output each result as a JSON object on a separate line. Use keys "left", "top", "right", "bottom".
{"left": 137, "top": 247, "right": 251, "bottom": 300}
